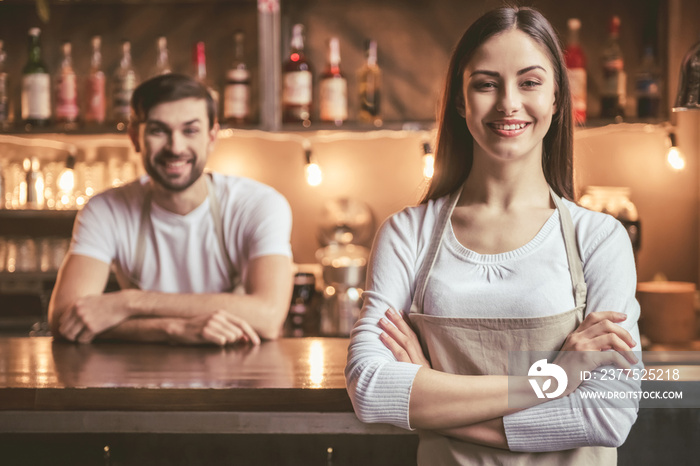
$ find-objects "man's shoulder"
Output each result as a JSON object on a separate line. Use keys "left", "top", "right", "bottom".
{"left": 84, "top": 176, "right": 147, "bottom": 213}
{"left": 210, "top": 172, "right": 287, "bottom": 205}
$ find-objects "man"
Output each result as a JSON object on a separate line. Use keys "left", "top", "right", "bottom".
{"left": 49, "top": 74, "right": 293, "bottom": 345}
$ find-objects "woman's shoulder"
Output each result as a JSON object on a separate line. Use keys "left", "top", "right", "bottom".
{"left": 563, "top": 198, "right": 628, "bottom": 259}
{"left": 382, "top": 195, "right": 448, "bottom": 234}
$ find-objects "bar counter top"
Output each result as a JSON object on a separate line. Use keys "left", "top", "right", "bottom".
{"left": 0, "top": 336, "right": 407, "bottom": 435}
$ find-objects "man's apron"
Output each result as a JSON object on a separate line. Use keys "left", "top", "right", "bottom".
{"left": 122, "top": 174, "right": 239, "bottom": 292}
{"left": 408, "top": 188, "right": 615, "bottom": 465}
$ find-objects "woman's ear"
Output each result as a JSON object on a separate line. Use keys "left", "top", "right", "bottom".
{"left": 456, "top": 95, "right": 466, "bottom": 118}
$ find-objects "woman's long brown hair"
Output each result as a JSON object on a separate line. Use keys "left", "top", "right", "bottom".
{"left": 422, "top": 6, "right": 574, "bottom": 203}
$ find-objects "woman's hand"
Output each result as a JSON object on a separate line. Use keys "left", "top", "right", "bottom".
{"left": 378, "top": 308, "right": 431, "bottom": 368}
{"left": 554, "top": 311, "right": 638, "bottom": 395}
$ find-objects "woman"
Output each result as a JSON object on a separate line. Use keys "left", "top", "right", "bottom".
{"left": 345, "top": 6, "right": 641, "bottom": 465}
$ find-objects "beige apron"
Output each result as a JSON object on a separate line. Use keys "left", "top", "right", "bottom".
{"left": 408, "top": 188, "right": 615, "bottom": 465}
{"left": 122, "top": 174, "right": 239, "bottom": 292}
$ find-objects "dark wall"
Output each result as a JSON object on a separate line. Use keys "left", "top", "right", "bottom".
{"left": 0, "top": 0, "right": 259, "bottom": 124}
{"left": 283, "top": 0, "right": 667, "bottom": 122}
{"left": 0, "top": 0, "right": 667, "bottom": 124}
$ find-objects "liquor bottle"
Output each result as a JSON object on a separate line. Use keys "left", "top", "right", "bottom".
{"left": 0, "top": 40, "right": 10, "bottom": 130}
{"left": 55, "top": 41, "right": 79, "bottom": 128}
{"left": 111, "top": 40, "right": 138, "bottom": 129}
{"left": 564, "top": 19, "right": 587, "bottom": 125}
{"left": 357, "top": 39, "right": 382, "bottom": 127}
{"left": 223, "top": 31, "right": 251, "bottom": 125}
{"left": 283, "top": 272, "right": 317, "bottom": 337}
{"left": 319, "top": 37, "right": 347, "bottom": 126}
{"left": 192, "top": 41, "right": 219, "bottom": 104}
{"left": 282, "top": 24, "right": 313, "bottom": 125}
{"left": 152, "top": 36, "right": 171, "bottom": 77}
{"left": 21, "top": 28, "right": 51, "bottom": 128}
{"left": 600, "top": 16, "right": 626, "bottom": 119}
{"left": 635, "top": 46, "right": 661, "bottom": 119}
{"left": 84, "top": 36, "right": 106, "bottom": 127}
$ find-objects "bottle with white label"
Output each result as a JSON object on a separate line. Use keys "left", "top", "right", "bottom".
{"left": 282, "top": 24, "right": 313, "bottom": 125}
{"left": 319, "top": 37, "right": 347, "bottom": 126}
{"left": 21, "top": 28, "right": 51, "bottom": 128}
{"left": 112, "top": 40, "right": 138, "bottom": 130}
{"left": 224, "top": 31, "right": 251, "bottom": 126}
{"left": 55, "top": 41, "right": 79, "bottom": 129}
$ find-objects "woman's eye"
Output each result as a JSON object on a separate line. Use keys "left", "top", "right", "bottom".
{"left": 474, "top": 81, "right": 497, "bottom": 90}
{"left": 521, "top": 80, "right": 541, "bottom": 88}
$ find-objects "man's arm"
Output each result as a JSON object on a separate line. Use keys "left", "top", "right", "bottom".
{"left": 49, "top": 253, "right": 293, "bottom": 343}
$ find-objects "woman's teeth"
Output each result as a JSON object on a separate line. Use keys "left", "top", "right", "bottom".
{"left": 493, "top": 123, "right": 527, "bottom": 130}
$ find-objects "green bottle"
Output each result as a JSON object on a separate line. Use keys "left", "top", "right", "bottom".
{"left": 21, "top": 27, "right": 52, "bottom": 128}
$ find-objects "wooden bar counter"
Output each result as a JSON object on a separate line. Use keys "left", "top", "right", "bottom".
{"left": 0, "top": 336, "right": 408, "bottom": 436}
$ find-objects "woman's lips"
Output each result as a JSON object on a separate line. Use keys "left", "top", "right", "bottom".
{"left": 487, "top": 121, "right": 531, "bottom": 137}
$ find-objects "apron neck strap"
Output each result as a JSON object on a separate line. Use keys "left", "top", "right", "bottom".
{"left": 410, "top": 186, "right": 587, "bottom": 314}
{"left": 130, "top": 174, "right": 238, "bottom": 290}
{"left": 549, "top": 188, "right": 587, "bottom": 308}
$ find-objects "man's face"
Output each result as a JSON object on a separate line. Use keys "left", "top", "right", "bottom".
{"left": 133, "top": 98, "right": 217, "bottom": 192}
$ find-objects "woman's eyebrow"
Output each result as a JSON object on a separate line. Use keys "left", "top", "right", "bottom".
{"left": 469, "top": 65, "right": 546, "bottom": 78}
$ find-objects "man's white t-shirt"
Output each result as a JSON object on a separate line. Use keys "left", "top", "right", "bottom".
{"left": 69, "top": 172, "right": 292, "bottom": 293}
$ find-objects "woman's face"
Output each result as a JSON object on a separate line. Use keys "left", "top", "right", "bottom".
{"left": 461, "top": 28, "right": 557, "bottom": 165}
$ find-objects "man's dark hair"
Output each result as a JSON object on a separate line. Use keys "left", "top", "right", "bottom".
{"left": 130, "top": 73, "right": 217, "bottom": 129}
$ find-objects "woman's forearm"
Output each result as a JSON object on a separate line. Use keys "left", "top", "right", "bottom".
{"left": 408, "top": 368, "right": 545, "bottom": 430}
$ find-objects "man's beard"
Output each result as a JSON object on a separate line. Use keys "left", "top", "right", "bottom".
{"left": 144, "top": 151, "right": 204, "bottom": 192}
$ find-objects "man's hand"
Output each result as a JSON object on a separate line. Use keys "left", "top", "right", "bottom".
{"left": 167, "top": 310, "right": 261, "bottom": 346}
{"left": 59, "top": 291, "right": 134, "bottom": 343}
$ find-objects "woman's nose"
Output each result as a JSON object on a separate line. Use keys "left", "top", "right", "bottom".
{"left": 496, "top": 85, "right": 522, "bottom": 115}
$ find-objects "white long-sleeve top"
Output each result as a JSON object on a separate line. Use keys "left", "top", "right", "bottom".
{"left": 345, "top": 195, "right": 641, "bottom": 451}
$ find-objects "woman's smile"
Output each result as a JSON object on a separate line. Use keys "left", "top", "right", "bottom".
{"left": 487, "top": 119, "right": 531, "bottom": 137}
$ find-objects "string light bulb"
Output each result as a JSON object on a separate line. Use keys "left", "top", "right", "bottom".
{"left": 57, "top": 151, "right": 77, "bottom": 208}
{"left": 422, "top": 142, "right": 434, "bottom": 179}
{"left": 666, "top": 132, "right": 686, "bottom": 171}
{"left": 304, "top": 143, "right": 322, "bottom": 186}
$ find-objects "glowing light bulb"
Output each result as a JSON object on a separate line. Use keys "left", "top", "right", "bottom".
{"left": 306, "top": 162, "right": 323, "bottom": 186}
{"left": 667, "top": 146, "right": 686, "bottom": 170}
{"left": 422, "top": 142, "right": 434, "bottom": 179}
{"left": 423, "top": 153, "right": 435, "bottom": 179}
{"left": 58, "top": 167, "right": 75, "bottom": 193}
{"left": 666, "top": 133, "right": 686, "bottom": 171}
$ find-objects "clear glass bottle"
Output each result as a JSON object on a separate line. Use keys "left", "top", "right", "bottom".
{"left": 85, "top": 36, "right": 106, "bottom": 127}
{"left": 21, "top": 27, "right": 52, "bottom": 128}
{"left": 153, "top": 36, "right": 171, "bottom": 77}
{"left": 357, "top": 39, "right": 382, "bottom": 127}
{"left": 600, "top": 16, "right": 626, "bottom": 119}
{"left": 319, "top": 37, "right": 347, "bottom": 126}
{"left": 564, "top": 19, "right": 587, "bottom": 125}
{"left": 0, "top": 40, "right": 10, "bottom": 130}
{"left": 282, "top": 24, "right": 313, "bottom": 125}
{"left": 223, "top": 31, "right": 251, "bottom": 126}
{"left": 111, "top": 40, "right": 139, "bottom": 130}
{"left": 635, "top": 46, "right": 661, "bottom": 119}
{"left": 55, "top": 41, "right": 79, "bottom": 128}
